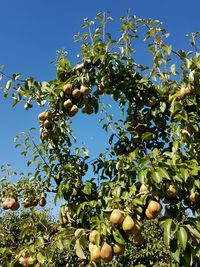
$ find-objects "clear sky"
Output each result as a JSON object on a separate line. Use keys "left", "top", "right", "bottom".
{"left": 0, "top": 0, "right": 199, "bottom": 190}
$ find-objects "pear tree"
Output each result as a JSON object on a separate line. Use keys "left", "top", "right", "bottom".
{"left": 0, "top": 11, "right": 200, "bottom": 266}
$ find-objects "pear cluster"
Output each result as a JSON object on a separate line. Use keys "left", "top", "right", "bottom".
{"left": 88, "top": 196, "right": 162, "bottom": 264}
{"left": 110, "top": 209, "right": 143, "bottom": 246}
{"left": 23, "top": 197, "right": 46, "bottom": 208}
{"left": 1, "top": 192, "right": 46, "bottom": 211}
{"left": 62, "top": 83, "right": 93, "bottom": 116}
{"left": 88, "top": 210, "right": 143, "bottom": 264}
{"left": 1, "top": 197, "right": 20, "bottom": 211}
{"left": 89, "top": 231, "right": 115, "bottom": 263}
{"left": 38, "top": 110, "right": 57, "bottom": 141}
{"left": 19, "top": 254, "right": 35, "bottom": 266}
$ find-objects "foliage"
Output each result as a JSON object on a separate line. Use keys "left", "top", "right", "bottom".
{"left": 0, "top": 209, "right": 70, "bottom": 266}
{"left": 0, "top": 10, "right": 200, "bottom": 266}
{"left": 102, "top": 220, "right": 175, "bottom": 267}
{"left": 0, "top": 210, "right": 175, "bottom": 267}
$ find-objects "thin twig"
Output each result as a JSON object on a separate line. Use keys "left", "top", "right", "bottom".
{"left": 102, "top": 12, "right": 106, "bottom": 44}
{"left": 106, "top": 113, "right": 120, "bottom": 140}
{"left": 27, "top": 132, "right": 50, "bottom": 168}
{"left": 88, "top": 22, "right": 94, "bottom": 45}
{"left": 0, "top": 71, "right": 26, "bottom": 83}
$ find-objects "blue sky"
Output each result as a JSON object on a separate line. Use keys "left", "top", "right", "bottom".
{"left": 0, "top": 1, "right": 199, "bottom": 203}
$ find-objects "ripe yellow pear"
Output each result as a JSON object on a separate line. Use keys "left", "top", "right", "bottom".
{"left": 72, "top": 89, "right": 81, "bottom": 99}
{"left": 45, "top": 110, "right": 53, "bottom": 120}
{"left": 68, "top": 105, "right": 78, "bottom": 117}
{"left": 145, "top": 208, "right": 154, "bottom": 220}
{"left": 63, "top": 99, "right": 73, "bottom": 110}
{"left": 100, "top": 242, "right": 113, "bottom": 263}
{"left": 113, "top": 243, "right": 125, "bottom": 255}
{"left": 145, "top": 200, "right": 162, "bottom": 219}
{"left": 110, "top": 209, "right": 124, "bottom": 226}
{"left": 63, "top": 84, "right": 73, "bottom": 95}
{"left": 27, "top": 257, "right": 35, "bottom": 265}
{"left": 189, "top": 192, "right": 199, "bottom": 203}
{"left": 2, "top": 198, "right": 8, "bottom": 210}
{"left": 122, "top": 215, "right": 135, "bottom": 231}
{"left": 166, "top": 184, "right": 178, "bottom": 198}
{"left": 38, "top": 111, "right": 47, "bottom": 121}
{"left": 80, "top": 85, "right": 89, "bottom": 96}
{"left": 90, "top": 245, "right": 101, "bottom": 263}
{"left": 4, "top": 197, "right": 17, "bottom": 209}
{"left": 19, "top": 256, "right": 29, "bottom": 266}
{"left": 38, "top": 110, "right": 52, "bottom": 121}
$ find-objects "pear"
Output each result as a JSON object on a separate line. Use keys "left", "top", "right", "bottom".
{"left": 166, "top": 184, "right": 178, "bottom": 198}
{"left": 145, "top": 208, "right": 155, "bottom": 220}
{"left": 38, "top": 111, "right": 47, "bottom": 121}
{"left": 10, "top": 200, "right": 20, "bottom": 211}
{"left": 189, "top": 192, "right": 199, "bottom": 203}
{"left": 90, "top": 245, "right": 101, "bottom": 263}
{"left": 72, "top": 89, "right": 81, "bottom": 99}
{"left": 80, "top": 85, "right": 89, "bottom": 96}
{"left": 63, "top": 84, "right": 73, "bottom": 95}
{"left": 68, "top": 105, "right": 78, "bottom": 117}
{"left": 113, "top": 243, "right": 125, "bottom": 255}
{"left": 145, "top": 200, "right": 162, "bottom": 219}
{"left": 38, "top": 198, "right": 46, "bottom": 207}
{"left": 100, "top": 242, "right": 113, "bottom": 262}
{"left": 43, "top": 119, "right": 52, "bottom": 129}
{"left": 110, "top": 209, "right": 124, "bottom": 226}
{"left": 122, "top": 215, "right": 135, "bottom": 231}
{"left": 63, "top": 99, "right": 73, "bottom": 110}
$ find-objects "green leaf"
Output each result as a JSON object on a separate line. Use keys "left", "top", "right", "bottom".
{"left": 13, "top": 73, "right": 21, "bottom": 80}
{"left": 75, "top": 238, "right": 86, "bottom": 259}
{"left": 164, "top": 218, "right": 172, "bottom": 247}
{"left": 112, "top": 228, "right": 125, "bottom": 245}
{"left": 170, "top": 239, "right": 180, "bottom": 263}
{"left": 182, "top": 249, "right": 191, "bottom": 267}
{"left": 177, "top": 226, "right": 188, "bottom": 250}
{"left": 157, "top": 167, "right": 170, "bottom": 180}
{"left": 164, "top": 45, "right": 172, "bottom": 56}
{"left": 152, "top": 171, "right": 162, "bottom": 183}
{"left": 142, "top": 132, "right": 153, "bottom": 141}
{"left": 160, "top": 102, "right": 166, "bottom": 112}
{"left": 5, "top": 79, "right": 12, "bottom": 89}
{"left": 170, "top": 64, "right": 176, "bottom": 75}
{"left": 180, "top": 168, "right": 189, "bottom": 182}
{"left": 185, "top": 224, "right": 200, "bottom": 239}
{"left": 152, "top": 148, "right": 160, "bottom": 158}
{"left": 82, "top": 182, "right": 92, "bottom": 195}
{"left": 37, "top": 252, "right": 45, "bottom": 264}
